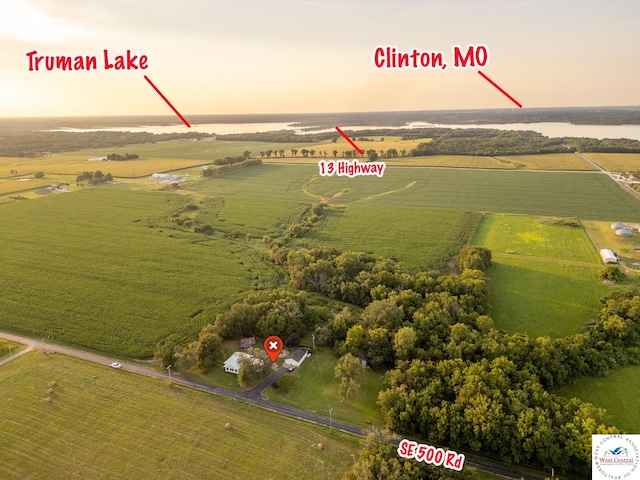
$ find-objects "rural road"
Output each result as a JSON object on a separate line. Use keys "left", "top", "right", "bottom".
{"left": 0, "top": 331, "right": 545, "bottom": 480}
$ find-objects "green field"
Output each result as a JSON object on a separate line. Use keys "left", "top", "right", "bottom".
{"left": 557, "top": 365, "right": 640, "bottom": 433}
{"left": 300, "top": 205, "right": 481, "bottom": 270}
{"left": 190, "top": 164, "right": 640, "bottom": 220}
{"left": 484, "top": 257, "right": 609, "bottom": 337}
{"left": 583, "top": 219, "right": 640, "bottom": 270}
{"left": 0, "top": 351, "right": 360, "bottom": 479}
{"left": 0, "top": 187, "right": 264, "bottom": 357}
{"left": 473, "top": 214, "right": 601, "bottom": 263}
{"left": 264, "top": 348, "right": 383, "bottom": 428}
{"left": 472, "top": 214, "right": 609, "bottom": 337}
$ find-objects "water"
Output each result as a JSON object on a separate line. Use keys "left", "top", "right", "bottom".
{"left": 49, "top": 121, "right": 640, "bottom": 141}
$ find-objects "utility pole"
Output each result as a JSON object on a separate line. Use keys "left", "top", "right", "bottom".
{"left": 329, "top": 408, "right": 333, "bottom": 430}
{"left": 166, "top": 365, "right": 172, "bottom": 385}
{"left": 312, "top": 333, "right": 315, "bottom": 351}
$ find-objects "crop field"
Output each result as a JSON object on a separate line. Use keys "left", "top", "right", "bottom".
{"left": 472, "top": 214, "right": 601, "bottom": 264}
{"left": 0, "top": 187, "right": 261, "bottom": 357}
{"left": 301, "top": 135, "right": 429, "bottom": 157}
{"left": 193, "top": 196, "right": 310, "bottom": 239}
{"left": 64, "top": 138, "right": 312, "bottom": 162}
{"left": 300, "top": 205, "right": 482, "bottom": 270}
{"left": 0, "top": 176, "right": 59, "bottom": 196}
{"left": 493, "top": 153, "right": 596, "bottom": 170}
{"left": 264, "top": 348, "right": 383, "bottom": 428}
{"left": 581, "top": 152, "right": 640, "bottom": 172}
{"left": 582, "top": 220, "right": 640, "bottom": 268}
{"left": 557, "top": 365, "right": 640, "bottom": 433}
{"left": 484, "top": 257, "right": 608, "bottom": 337}
{"left": 0, "top": 352, "right": 360, "bottom": 479}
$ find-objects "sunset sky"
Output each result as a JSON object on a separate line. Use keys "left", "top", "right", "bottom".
{"left": 0, "top": 0, "right": 638, "bottom": 117}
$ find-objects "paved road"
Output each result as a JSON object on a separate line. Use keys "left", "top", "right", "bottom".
{"left": 0, "top": 331, "right": 545, "bottom": 479}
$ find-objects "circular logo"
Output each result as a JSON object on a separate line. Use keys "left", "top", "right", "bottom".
{"left": 593, "top": 435, "right": 639, "bottom": 479}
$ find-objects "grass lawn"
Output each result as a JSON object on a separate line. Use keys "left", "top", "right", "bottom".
{"left": 484, "top": 257, "right": 610, "bottom": 337}
{"left": 557, "top": 365, "right": 640, "bottom": 433}
{"left": 264, "top": 348, "right": 384, "bottom": 428}
{"left": 300, "top": 205, "right": 481, "bottom": 271}
{"left": 0, "top": 351, "right": 361, "bottom": 479}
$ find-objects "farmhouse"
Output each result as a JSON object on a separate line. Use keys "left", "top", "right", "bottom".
{"left": 283, "top": 348, "right": 310, "bottom": 370}
{"left": 599, "top": 249, "right": 618, "bottom": 264}
{"left": 223, "top": 351, "right": 262, "bottom": 375}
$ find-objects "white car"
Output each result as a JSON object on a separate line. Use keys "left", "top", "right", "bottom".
{"left": 110, "top": 362, "right": 122, "bottom": 369}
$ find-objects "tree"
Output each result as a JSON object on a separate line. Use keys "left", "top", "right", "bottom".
{"left": 153, "top": 339, "right": 176, "bottom": 368}
{"left": 600, "top": 264, "right": 624, "bottom": 282}
{"left": 243, "top": 150, "right": 251, "bottom": 160}
{"left": 393, "top": 326, "right": 417, "bottom": 361}
{"left": 334, "top": 353, "right": 363, "bottom": 402}
{"left": 361, "top": 299, "right": 403, "bottom": 331}
{"left": 366, "top": 328, "right": 394, "bottom": 369}
{"left": 367, "top": 151, "right": 379, "bottom": 162}
{"left": 333, "top": 150, "right": 338, "bottom": 158}
{"left": 34, "top": 171, "right": 45, "bottom": 179}
{"left": 195, "top": 332, "right": 224, "bottom": 372}
{"left": 237, "top": 350, "right": 269, "bottom": 387}
{"left": 214, "top": 302, "right": 259, "bottom": 338}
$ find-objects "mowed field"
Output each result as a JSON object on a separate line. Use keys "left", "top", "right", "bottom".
{"left": 583, "top": 219, "right": 640, "bottom": 268}
{"left": 0, "top": 352, "right": 360, "bottom": 479}
{"left": 557, "top": 365, "right": 640, "bottom": 433}
{"left": 472, "top": 214, "right": 609, "bottom": 337}
{"left": 300, "top": 205, "right": 481, "bottom": 270}
{"left": 0, "top": 187, "right": 263, "bottom": 357}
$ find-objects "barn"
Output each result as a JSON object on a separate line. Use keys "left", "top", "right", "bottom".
{"left": 599, "top": 249, "right": 618, "bottom": 264}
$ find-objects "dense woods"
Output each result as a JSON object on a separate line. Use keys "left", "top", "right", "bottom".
{"left": 174, "top": 242, "right": 640, "bottom": 476}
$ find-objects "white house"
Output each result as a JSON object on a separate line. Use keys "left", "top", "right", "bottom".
{"left": 283, "top": 348, "right": 310, "bottom": 370}
{"left": 223, "top": 351, "right": 262, "bottom": 375}
{"left": 599, "top": 249, "right": 618, "bottom": 264}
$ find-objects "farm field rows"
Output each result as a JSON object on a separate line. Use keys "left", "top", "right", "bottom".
{"left": 0, "top": 188, "right": 259, "bottom": 357}
{"left": 300, "top": 205, "right": 481, "bottom": 270}
{"left": 0, "top": 352, "right": 361, "bottom": 479}
{"left": 493, "top": 153, "right": 596, "bottom": 170}
{"left": 557, "top": 365, "right": 640, "bottom": 433}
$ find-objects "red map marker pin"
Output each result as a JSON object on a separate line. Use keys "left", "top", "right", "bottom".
{"left": 264, "top": 335, "right": 283, "bottom": 363}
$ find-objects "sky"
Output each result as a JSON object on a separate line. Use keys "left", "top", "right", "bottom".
{"left": 0, "top": 0, "right": 638, "bottom": 117}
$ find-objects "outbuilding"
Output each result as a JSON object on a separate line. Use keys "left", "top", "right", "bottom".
{"left": 599, "top": 249, "right": 618, "bottom": 264}
{"left": 616, "top": 227, "right": 632, "bottom": 237}
{"left": 611, "top": 221, "right": 625, "bottom": 230}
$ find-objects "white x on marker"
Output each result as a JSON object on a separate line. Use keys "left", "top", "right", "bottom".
{"left": 269, "top": 341, "right": 279, "bottom": 350}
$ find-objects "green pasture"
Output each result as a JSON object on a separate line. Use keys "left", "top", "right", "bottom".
{"left": 0, "top": 352, "right": 360, "bottom": 479}
{"left": 557, "top": 365, "right": 640, "bottom": 433}
{"left": 484, "top": 256, "right": 609, "bottom": 338}
{"left": 0, "top": 187, "right": 262, "bottom": 357}
{"left": 300, "top": 205, "right": 481, "bottom": 271}
{"left": 264, "top": 348, "right": 383, "bottom": 428}
{"left": 472, "top": 213, "right": 601, "bottom": 264}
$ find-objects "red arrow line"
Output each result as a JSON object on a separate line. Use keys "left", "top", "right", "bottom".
{"left": 144, "top": 75, "right": 191, "bottom": 127}
{"left": 478, "top": 71, "right": 522, "bottom": 108}
{"left": 335, "top": 126, "right": 364, "bottom": 155}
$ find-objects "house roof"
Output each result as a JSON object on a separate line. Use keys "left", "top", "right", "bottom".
{"left": 224, "top": 351, "right": 261, "bottom": 370}
{"left": 285, "top": 348, "right": 309, "bottom": 363}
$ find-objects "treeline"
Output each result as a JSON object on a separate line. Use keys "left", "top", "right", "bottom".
{"left": 0, "top": 131, "right": 211, "bottom": 157}
{"left": 76, "top": 170, "right": 113, "bottom": 184}
{"left": 106, "top": 153, "right": 139, "bottom": 160}
{"left": 271, "top": 245, "right": 637, "bottom": 476}
{"left": 411, "top": 129, "right": 570, "bottom": 156}
{"left": 563, "top": 137, "right": 640, "bottom": 153}
{"left": 201, "top": 158, "right": 262, "bottom": 177}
